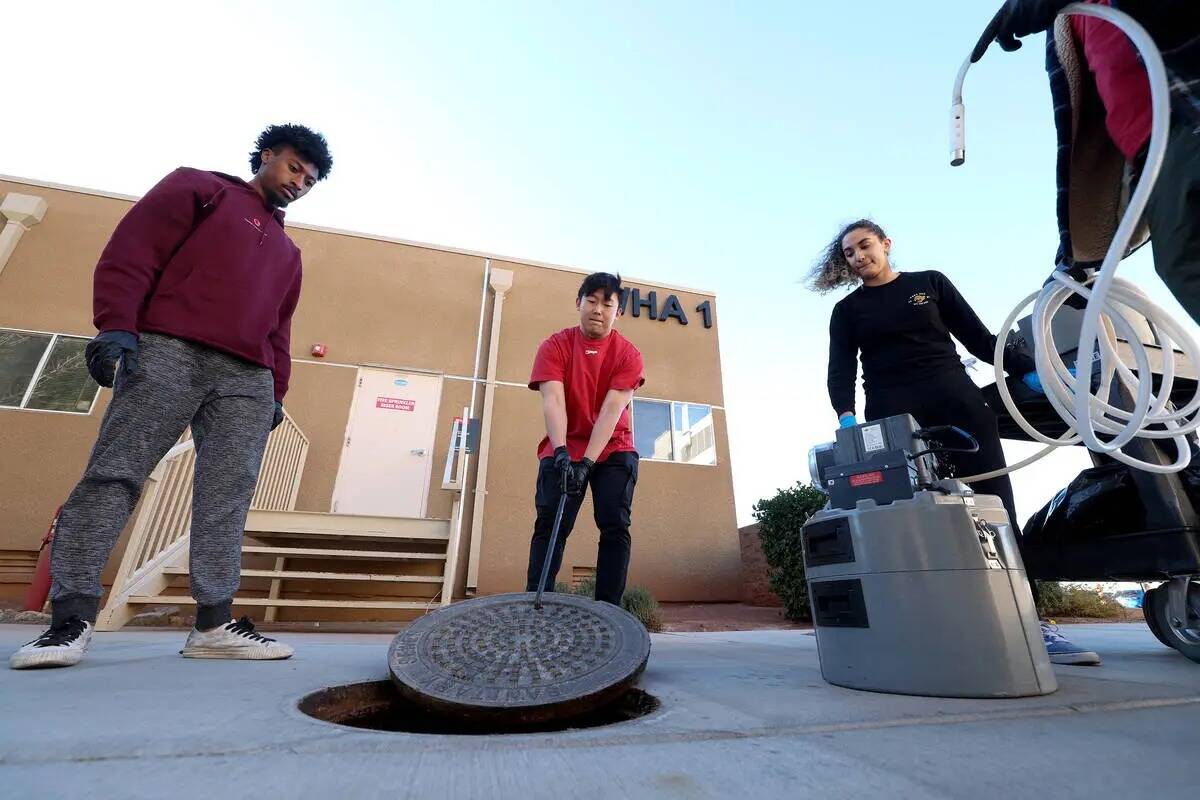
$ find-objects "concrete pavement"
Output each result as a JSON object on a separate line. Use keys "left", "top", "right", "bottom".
{"left": 1, "top": 622, "right": 1198, "bottom": 799}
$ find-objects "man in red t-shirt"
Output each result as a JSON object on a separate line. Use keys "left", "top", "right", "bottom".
{"left": 526, "top": 272, "right": 646, "bottom": 606}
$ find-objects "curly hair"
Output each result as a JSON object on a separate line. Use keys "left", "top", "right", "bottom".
{"left": 249, "top": 123, "right": 333, "bottom": 180}
{"left": 806, "top": 218, "right": 889, "bottom": 293}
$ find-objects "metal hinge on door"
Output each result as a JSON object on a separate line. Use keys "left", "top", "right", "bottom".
{"left": 345, "top": 436, "right": 351, "bottom": 448}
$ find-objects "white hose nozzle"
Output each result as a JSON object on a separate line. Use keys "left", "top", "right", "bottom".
{"left": 951, "top": 102, "right": 966, "bottom": 166}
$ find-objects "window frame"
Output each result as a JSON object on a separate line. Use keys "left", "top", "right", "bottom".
{"left": 0, "top": 327, "right": 101, "bottom": 416}
{"left": 631, "top": 396, "right": 719, "bottom": 467}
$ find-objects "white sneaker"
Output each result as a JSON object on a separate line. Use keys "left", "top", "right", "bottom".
{"left": 180, "top": 616, "right": 294, "bottom": 660}
{"left": 10, "top": 616, "right": 93, "bottom": 669}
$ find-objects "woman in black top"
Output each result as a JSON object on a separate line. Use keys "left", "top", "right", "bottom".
{"left": 811, "top": 219, "right": 1102, "bottom": 665}
{"left": 813, "top": 219, "right": 1033, "bottom": 533}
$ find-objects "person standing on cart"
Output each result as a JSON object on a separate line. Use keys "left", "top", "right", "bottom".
{"left": 972, "top": 0, "right": 1200, "bottom": 665}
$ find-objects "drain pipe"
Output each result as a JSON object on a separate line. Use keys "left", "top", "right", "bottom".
{"left": 465, "top": 267, "right": 514, "bottom": 593}
{"left": 0, "top": 193, "right": 49, "bottom": 279}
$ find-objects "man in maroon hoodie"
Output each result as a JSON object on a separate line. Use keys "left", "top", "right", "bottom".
{"left": 10, "top": 124, "right": 333, "bottom": 670}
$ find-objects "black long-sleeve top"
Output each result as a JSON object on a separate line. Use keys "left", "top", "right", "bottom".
{"left": 826, "top": 271, "right": 1033, "bottom": 414}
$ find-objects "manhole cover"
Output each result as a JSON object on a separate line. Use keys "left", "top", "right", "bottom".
{"left": 388, "top": 592, "right": 651, "bottom": 725}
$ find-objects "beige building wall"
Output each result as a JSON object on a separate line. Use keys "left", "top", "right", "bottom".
{"left": 0, "top": 176, "right": 740, "bottom": 605}
{"left": 1, "top": 181, "right": 124, "bottom": 557}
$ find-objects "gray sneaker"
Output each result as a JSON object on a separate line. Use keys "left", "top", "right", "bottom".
{"left": 181, "top": 616, "right": 293, "bottom": 660}
{"left": 10, "top": 616, "right": 93, "bottom": 669}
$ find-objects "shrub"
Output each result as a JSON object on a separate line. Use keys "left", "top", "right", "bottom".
{"left": 555, "top": 577, "right": 664, "bottom": 631}
{"left": 573, "top": 576, "right": 597, "bottom": 599}
{"left": 1035, "top": 580, "right": 1065, "bottom": 615}
{"left": 620, "top": 585, "right": 664, "bottom": 632}
{"left": 752, "top": 483, "right": 829, "bottom": 622}
{"left": 1036, "top": 581, "right": 1124, "bottom": 619}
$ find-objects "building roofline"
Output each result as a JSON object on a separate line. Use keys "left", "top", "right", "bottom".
{"left": 0, "top": 173, "right": 717, "bottom": 297}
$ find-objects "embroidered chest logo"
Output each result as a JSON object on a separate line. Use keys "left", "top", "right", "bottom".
{"left": 244, "top": 216, "right": 264, "bottom": 232}
{"left": 908, "top": 292, "right": 931, "bottom": 307}
{"left": 584, "top": 349, "right": 599, "bottom": 356}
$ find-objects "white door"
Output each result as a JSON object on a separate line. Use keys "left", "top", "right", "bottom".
{"left": 331, "top": 369, "right": 443, "bottom": 517}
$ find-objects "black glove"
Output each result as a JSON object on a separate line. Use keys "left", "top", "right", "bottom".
{"left": 1002, "top": 334, "right": 1037, "bottom": 378}
{"left": 567, "top": 458, "right": 595, "bottom": 497}
{"left": 553, "top": 446, "right": 572, "bottom": 493}
{"left": 271, "top": 401, "right": 284, "bottom": 431}
{"left": 971, "top": 0, "right": 1071, "bottom": 63}
{"left": 85, "top": 330, "right": 139, "bottom": 388}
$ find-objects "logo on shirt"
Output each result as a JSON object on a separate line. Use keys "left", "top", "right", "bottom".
{"left": 908, "top": 292, "right": 930, "bottom": 307}
{"left": 584, "top": 349, "right": 599, "bottom": 355}
{"left": 244, "top": 217, "right": 264, "bottom": 232}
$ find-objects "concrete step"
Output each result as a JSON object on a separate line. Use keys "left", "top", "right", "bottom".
{"left": 126, "top": 595, "right": 434, "bottom": 610}
{"left": 241, "top": 545, "right": 447, "bottom": 561}
{"left": 162, "top": 566, "right": 443, "bottom": 583}
{"left": 244, "top": 510, "right": 450, "bottom": 542}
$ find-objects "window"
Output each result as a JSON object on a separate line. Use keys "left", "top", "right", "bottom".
{"left": 673, "top": 402, "right": 717, "bottom": 465}
{"left": 631, "top": 398, "right": 718, "bottom": 465}
{"left": 0, "top": 329, "right": 100, "bottom": 414}
{"left": 632, "top": 399, "right": 672, "bottom": 460}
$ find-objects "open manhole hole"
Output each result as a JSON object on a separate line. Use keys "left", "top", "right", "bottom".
{"left": 299, "top": 680, "right": 660, "bottom": 735}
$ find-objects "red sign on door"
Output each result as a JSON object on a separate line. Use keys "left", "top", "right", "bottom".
{"left": 376, "top": 397, "right": 415, "bottom": 412}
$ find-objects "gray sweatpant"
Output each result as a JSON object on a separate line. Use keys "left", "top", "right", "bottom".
{"left": 50, "top": 333, "right": 274, "bottom": 630}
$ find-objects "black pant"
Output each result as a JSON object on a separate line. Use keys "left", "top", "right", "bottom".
{"left": 866, "top": 370, "right": 1022, "bottom": 535}
{"left": 1146, "top": 117, "right": 1200, "bottom": 327}
{"left": 525, "top": 450, "right": 639, "bottom": 605}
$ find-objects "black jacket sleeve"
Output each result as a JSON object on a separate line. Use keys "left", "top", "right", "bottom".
{"left": 1118, "top": 1, "right": 1200, "bottom": 53}
{"left": 930, "top": 271, "right": 1033, "bottom": 376}
{"left": 826, "top": 301, "right": 858, "bottom": 415}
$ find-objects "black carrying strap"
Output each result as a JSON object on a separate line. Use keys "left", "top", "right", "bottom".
{"left": 911, "top": 425, "right": 981, "bottom": 462}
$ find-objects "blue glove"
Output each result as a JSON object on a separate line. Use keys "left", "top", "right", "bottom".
{"left": 271, "top": 401, "right": 284, "bottom": 431}
{"left": 1024, "top": 367, "right": 1077, "bottom": 396}
{"left": 838, "top": 414, "right": 858, "bottom": 429}
{"left": 85, "top": 331, "right": 139, "bottom": 388}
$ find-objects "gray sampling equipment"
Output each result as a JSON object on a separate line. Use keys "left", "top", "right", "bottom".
{"left": 804, "top": 414, "right": 1056, "bottom": 698}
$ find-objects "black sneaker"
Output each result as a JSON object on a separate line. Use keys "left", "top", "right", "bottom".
{"left": 9, "top": 616, "right": 94, "bottom": 669}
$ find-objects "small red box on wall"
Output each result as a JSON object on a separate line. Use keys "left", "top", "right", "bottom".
{"left": 311, "top": 343, "right": 327, "bottom": 358}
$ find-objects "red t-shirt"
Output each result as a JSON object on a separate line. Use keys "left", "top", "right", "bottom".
{"left": 528, "top": 326, "right": 645, "bottom": 462}
{"left": 1071, "top": 2, "right": 1152, "bottom": 161}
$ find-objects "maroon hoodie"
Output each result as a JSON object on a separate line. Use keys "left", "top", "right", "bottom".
{"left": 93, "top": 167, "right": 302, "bottom": 401}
